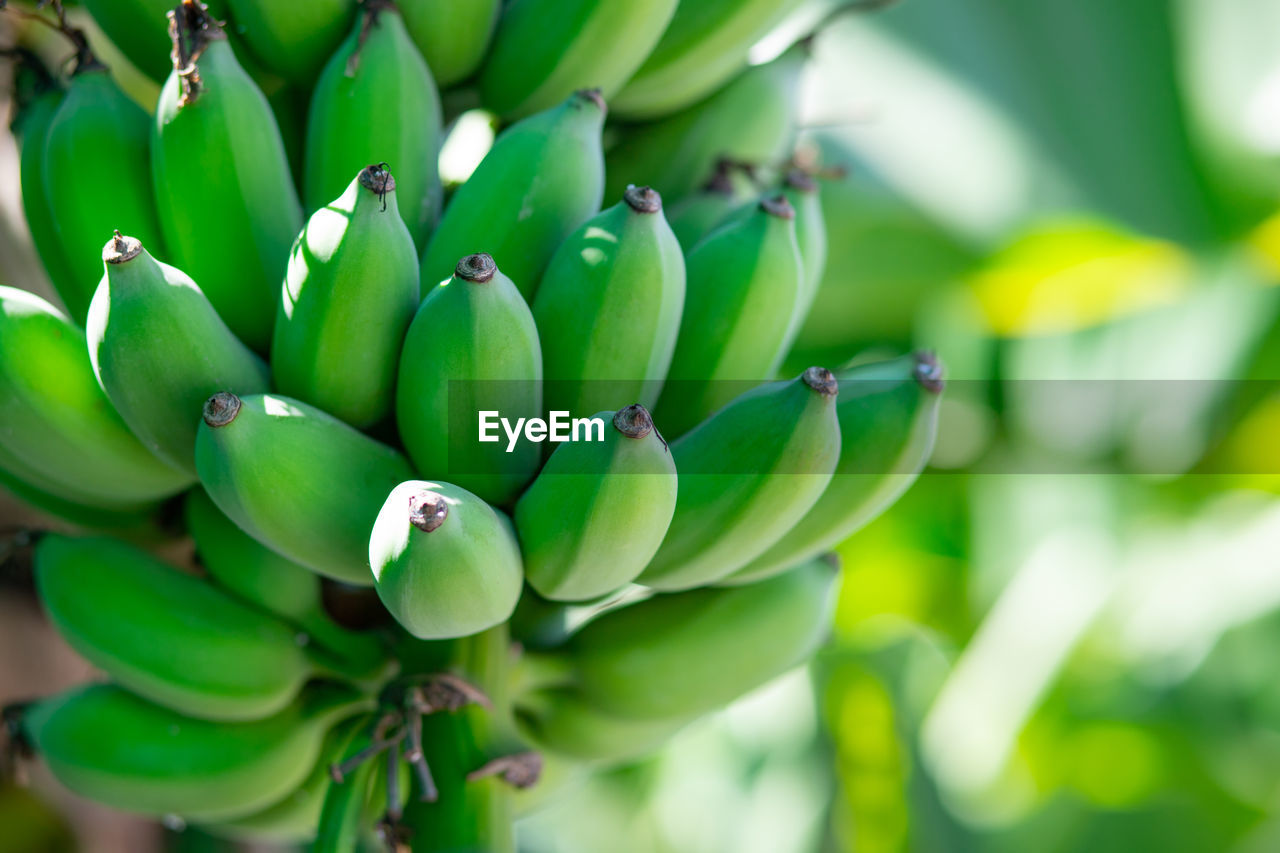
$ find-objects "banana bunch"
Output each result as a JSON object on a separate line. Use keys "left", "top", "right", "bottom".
{"left": 1, "top": 0, "right": 935, "bottom": 846}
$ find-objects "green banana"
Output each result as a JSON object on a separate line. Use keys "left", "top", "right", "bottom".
{"left": 272, "top": 164, "right": 420, "bottom": 428}
{"left": 652, "top": 196, "right": 803, "bottom": 438}
{"left": 398, "top": 0, "right": 500, "bottom": 88}
{"left": 514, "top": 687, "right": 688, "bottom": 765}
{"left": 152, "top": 1, "right": 303, "bottom": 351}
{"left": 704, "top": 168, "right": 827, "bottom": 353}
{"left": 396, "top": 253, "right": 543, "bottom": 507}
{"left": 184, "top": 488, "right": 393, "bottom": 679}
{"left": 640, "top": 368, "right": 841, "bottom": 591}
{"left": 80, "top": 0, "right": 229, "bottom": 82}
{"left": 479, "top": 0, "right": 678, "bottom": 119}
{"left": 724, "top": 353, "right": 944, "bottom": 585}
{"left": 20, "top": 682, "right": 372, "bottom": 821}
{"left": 508, "top": 585, "right": 576, "bottom": 650}
{"left": 34, "top": 534, "right": 364, "bottom": 722}
{"left": 305, "top": 3, "right": 443, "bottom": 250}
{"left": 87, "top": 233, "right": 271, "bottom": 476}
{"left": 604, "top": 46, "right": 806, "bottom": 203}
{"left": 532, "top": 186, "right": 686, "bottom": 418}
{"left": 202, "top": 718, "right": 367, "bottom": 844}
{"left": 43, "top": 59, "right": 166, "bottom": 324}
{"left": 781, "top": 168, "right": 828, "bottom": 324}
{"left": 225, "top": 0, "right": 356, "bottom": 86}
{"left": 553, "top": 556, "right": 839, "bottom": 719}
{"left": 0, "top": 286, "right": 190, "bottom": 509}
{"left": 194, "top": 392, "right": 416, "bottom": 585}
{"left": 370, "top": 480, "right": 524, "bottom": 639}
{"left": 10, "top": 54, "right": 78, "bottom": 305}
{"left": 420, "top": 89, "right": 606, "bottom": 300}
{"left": 610, "top": 0, "right": 803, "bottom": 119}
{"left": 514, "top": 405, "right": 677, "bottom": 601}
{"left": 666, "top": 159, "right": 757, "bottom": 251}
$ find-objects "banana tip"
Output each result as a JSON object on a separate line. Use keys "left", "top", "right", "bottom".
{"left": 912, "top": 351, "right": 944, "bottom": 393}
{"left": 456, "top": 253, "right": 497, "bottom": 283}
{"left": 575, "top": 88, "right": 607, "bottom": 114}
{"left": 358, "top": 163, "right": 396, "bottom": 195}
{"left": 802, "top": 367, "right": 838, "bottom": 397}
{"left": 702, "top": 164, "right": 737, "bottom": 196}
{"left": 202, "top": 392, "right": 241, "bottom": 428}
{"left": 613, "top": 404, "right": 654, "bottom": 439}
{"left": 819, "top": 552, "right": 842, "bottom": 572}
{"left": 408, "top": 490, "right": 448, "bottom": 533}
{"left": 102, "top": 231, "right": 142, "bottom": 265}
{"left": 624, "top": 185, "right": 662, "bottom": 214}
{"left": 760, "top": 195, "right": 796, "bottom": 220}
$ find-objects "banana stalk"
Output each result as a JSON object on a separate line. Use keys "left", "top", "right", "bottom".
{"left": 403, "top": 625, "right": 530, "bottom": 853}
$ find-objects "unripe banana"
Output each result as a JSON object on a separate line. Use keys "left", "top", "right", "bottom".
{"left": 184, "top": 489, "right": 393, "bottom": 679}
{"left": 666, "top": 159, "right": 757, "bottom": 251}
{"left": 604, "top": 46, "right": 805, "bottom": 202}
{"left": 21, "top": 682, "right": 372, "bottom": 821}
{"left": 610, "top": 0, "right": 803, "bottom": 119}
{"left": 652, "top": 196, "right": 803, "bottom": 438}
{"left": 370, "top": 480, "right": 524, "bottom": 639}
{"left": 10, "top": 57, "right": 78, "bottom": 304}
{"left": 532, "top": 186, "right": 685, "bottom": 418}
{"left": 225, "top": 0, "right": 356, "bottom": 86}
{"left": 711, "top": 169, "right": 827, "bottom": 353}
{"left": 80, "top": 0, "right": 229, "bottom": 82}
{"left": 43, "top": 61, "right": 166, "bottom": 324}
{"left": 514, "top": 406, "right": 677, "bottom": 601}
{"left": 639, "top": 368, "right": 841, "bottom": 591}
{"left": 396, "top": 253, "right": 542, "bottom": 507}
{"left": 152, "top": 1, "right": 303, "bottom": 351}
{"left": 0, "top": 286, "right": 190, "bottom": 509}
{"left": 195, "top": 392, "right": 415, "bottom": 585}
{"left": 724, "top": 353, "right": 944, "bottom": 585}
{"left": 420, "top": 90, "right": 605, "bottom": 300}
{"left": 554, "top": 556, "right": 838, "bottom": 719}
{"left": 34, "top": 534, "right": 357, "bottom": 722}
{"left": 86, "top": 233, "right": 270, "bottom": 476}
{"left": 508, "top": 586, "right": 575, "bottom": 650}
{"left": 203, "top": 717, "right": 366, "bottom": 844}
{"left": 398, "top": 0, "right": 501, "bottom": 87}
{"left": 479, "top": 0, "right": 678, "bottom": 119}
{"left": 305, "top": 2, "right": 443, "bottom": 249}
{"left": 272, "top": 165, "right": 420, "bottom": 428}
{"left": 782, "top": 168, "right": 828, "bottom": 324}
{"left": 514, "top": 687, "right": 689, "bottom": 765}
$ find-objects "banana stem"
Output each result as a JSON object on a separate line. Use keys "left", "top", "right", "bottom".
{"left": 0, "top": 1, "right": 98, "bottom": 73}
{"left": 400, "top": 625, "right": 526, "bottom": 853}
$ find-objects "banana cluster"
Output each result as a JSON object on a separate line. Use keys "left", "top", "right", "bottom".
{"left": 2, "top": 0, "right": 943, "bottom": 847}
